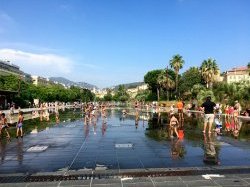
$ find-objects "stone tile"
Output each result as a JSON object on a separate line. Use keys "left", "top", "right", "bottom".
{"left": 27, "top": 182, "right": 60, "bottom": 187}
{"left": 92, "top": 178, "right": 121, "bottom": 185}
{"left": 152, "top": 176, "right": 181, "bottom": 182}
{"left": 122, "top": 182, "right": 154, "bottom": 187}
{"left": 180, "top": 175, "right": 206, "bottom": 181}
{"left": 0, "top": 183, "right": 27, "bottom": 187}
{"left": 92, "top": 184, "right": 122, "bottom": 187}
{"left": 60, "top": 180, "right": 90, "bottom": 186}
{"left": 213, "top": 178, "right": 249, "bottom": 186}
{"left": 185, "top": 180, "right": 219, "bottom": 186}
{"left": 154, "top": 181, "right": 186, "bottom": 187}
{"left": 124, "top": 177, "right": 152, "bottom": 183}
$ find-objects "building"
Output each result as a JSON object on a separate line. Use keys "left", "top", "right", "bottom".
{"left": 31, "top": 75, "right": 52, "bottom": 86}
{"left": 224, "top": 66, "right": 250, "bottom": 84}
{"left": 127, "top": 83, "right": 148, "bottom": 98}
{"left": 0, "top": 60, "right": 24, "bottom": 76}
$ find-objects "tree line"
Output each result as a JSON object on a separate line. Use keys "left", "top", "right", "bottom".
{"left": 139, "top": 55, "right": 250, "bottom": 108}
{"left": 0, "top": 75, "right": 94, "bottom": 108}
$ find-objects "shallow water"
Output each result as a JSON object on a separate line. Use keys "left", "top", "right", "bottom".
{"left": 0, "top": 108, "right": 249, "bottom": 174}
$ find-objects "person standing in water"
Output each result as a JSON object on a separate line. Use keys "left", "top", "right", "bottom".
{"left": 16, "top": 111, "right": 24, "bottom": 138}
{"left": 201, "top": 96, "right": 216, "bottom": 134}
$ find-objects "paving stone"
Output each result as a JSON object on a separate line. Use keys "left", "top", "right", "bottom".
{"left": 154, "top": 181, "right": 186, "bottom": 187}
{"left": 60, "top": 180, "right": 90, "bottom": 186}
{"left": 0, "top": 183, "right": 27, "bottom": 187}
{"left": 27, "top": 182, "right": 60, "bottom": 187}
{"left": 213, "top": 178, "right": 249, "bottom": 186}
{"left": 152, "top": 176, "right": 181, "bottom": 182}
{"left": 122, "top": 182, "right": 154, "bottom": 187}
{"left": 185, "top": 180, "right": 219, "bottom": 186}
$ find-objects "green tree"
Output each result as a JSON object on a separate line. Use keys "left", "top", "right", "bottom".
{"left": 200, "top": 58, "right": 219, "bottom": 88}
{"left": 169, "top": 54, "right": 185, "bottom": 94}
{"left": 103, "top": 89, "right": 113, "bottom": 101}
{"left": 144, "top": 69, "right": 162, "bottom": 101}
{"left": 157, "top": 70, "right": 175, "bottom": 101}
{"left": 113, "top": 85, "right": 129, "bottom": 102}
{"left": 179, "top": 67, "right": 203, "bottom": 97}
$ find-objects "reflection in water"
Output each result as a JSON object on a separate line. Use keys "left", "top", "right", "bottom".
{"left": 0, "top": 141, "right": 6, "bottom": 164}
{"left": 203, "top": 134, "right": 220, "bottom": 165}
{"left": 170, "top": 138, "right": 186, "bottom": 160}
{"left": 102, "top": 121, "right": 107, "bottom": 136}
{"left": 16, "top": 139, "right": 23, "bottom": 165}
{"left": 84, "top": 123, "right": 89, "bottom": 138}
{"left": 135, "top": 110, "right": 139, "bottom": 129}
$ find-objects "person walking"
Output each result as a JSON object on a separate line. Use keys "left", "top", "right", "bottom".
{"left": 201, "top": 96, "right": 216, "bottom": 134}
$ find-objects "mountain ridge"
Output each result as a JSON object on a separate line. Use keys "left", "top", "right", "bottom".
{"left": 49, "top": 77, "right": 98, "bottom": 90}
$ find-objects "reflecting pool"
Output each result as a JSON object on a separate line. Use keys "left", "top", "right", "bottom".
{"left": 0, "top": 108, "right": 250, "bottom": 174}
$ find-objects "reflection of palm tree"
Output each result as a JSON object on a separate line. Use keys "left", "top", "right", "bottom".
{"left": 200, "top": 58, "right": 219, "bottom": 88}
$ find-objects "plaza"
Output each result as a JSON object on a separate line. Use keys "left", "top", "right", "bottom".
{"left": 0, "top": 108, "right": 250, "bottom": 186}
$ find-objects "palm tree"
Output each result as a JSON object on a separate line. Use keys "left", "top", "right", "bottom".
{"left": 200, "top": 58, "right": 219, "bottom": 89}
{"left": 157, "top": 70, "right": 175, "bottom": 101}
{"left": 169, "top": 54, "right": 184, "bottom": 94}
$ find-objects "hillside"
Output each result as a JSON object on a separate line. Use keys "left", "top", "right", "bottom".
{"left": 49, "top": 77, "right": 98, "bottom": 90}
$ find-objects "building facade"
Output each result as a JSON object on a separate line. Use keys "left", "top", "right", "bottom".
{"left": 224, "top": 66, "right": 250, "bottom": 84}
{"left": 0, "top": 60, "right": 24, "bottom": 76}
{"left": 31, "top": 75, "right": 52, "bottom": 86}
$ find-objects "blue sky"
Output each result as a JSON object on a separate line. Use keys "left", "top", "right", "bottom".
{"left": 0, "top": 0, "right": 249, "bottom": 88}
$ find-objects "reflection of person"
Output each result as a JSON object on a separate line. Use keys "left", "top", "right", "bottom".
{"left": 135, "top": 110, "right": 139, "bottom": 129}
{"left": 201, "top": 96, "right": 216, "bottom": 134}
{"left": 102, "top": 121, "right": 107, "bottom": 136}
{"left": 203, "top": 134, "right": 219, "bottom": 165}
{"left": 170, "top": 138, "right": 185, "bottom": 159}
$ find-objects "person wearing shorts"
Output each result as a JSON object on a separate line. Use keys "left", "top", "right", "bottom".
{"left": 201, "top": 96, "right": 216, "bottom": 134}
{"left": 16, "top": 111, "right": 24, "bottom": 138}
{"left": 176, "top": 98, "right": 184, "bottom": 119}
{"left": 1, "top": 113, "right": 10, "bottom": 139}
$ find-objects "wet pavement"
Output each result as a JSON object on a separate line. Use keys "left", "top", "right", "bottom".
{"left": 0, "top": 109, "right": 250, "bottom": 186}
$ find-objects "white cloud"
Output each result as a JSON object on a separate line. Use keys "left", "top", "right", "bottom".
{"left": 0, "top": 48, "right": 73, "bottom": 77}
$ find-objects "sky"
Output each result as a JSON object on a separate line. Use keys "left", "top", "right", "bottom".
{"left": 0, "top": 0, "right": 249, "bottom": 88}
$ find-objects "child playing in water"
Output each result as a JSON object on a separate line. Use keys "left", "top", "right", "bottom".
{"left": 16, "top": 111, "right": 24, "bottom": 138}
{"left": 1, "top": 113, "right": 10, "bottom": 139}
{"left": 169, "top": 114, "right": 179, "bottom": 138}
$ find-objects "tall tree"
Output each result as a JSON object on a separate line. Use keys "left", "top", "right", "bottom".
{"left": 179, "top": 67, "right": 203, "bottom": 96}
{"left": 200, "top": 58, "right": 219, "bottom": 88}
{"left": 157, "top": 70, "right": 175, "bottom": 101}
{"left": 169, "top": 54, "right": 184, "bottom": 94}
{"left": 144, "top": 69, "right": 162, "bottom": 101}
